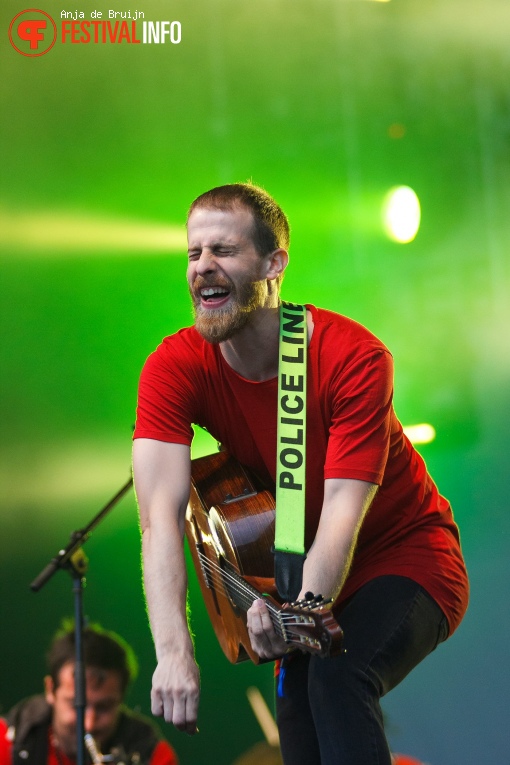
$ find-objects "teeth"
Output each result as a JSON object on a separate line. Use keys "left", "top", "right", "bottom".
{"left": 201, "top": 287, "right": 229, "bottom": 297}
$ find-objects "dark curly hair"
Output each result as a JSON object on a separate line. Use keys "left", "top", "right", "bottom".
{"left": 46, "top": 620, "right": 138, "bottom": 693}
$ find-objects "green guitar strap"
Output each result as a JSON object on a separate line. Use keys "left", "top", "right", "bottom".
{"left": 275, "top": 301, "right": 307, "bottom": 602}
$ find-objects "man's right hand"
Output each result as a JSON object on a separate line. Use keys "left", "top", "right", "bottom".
{"left": 151, "top": 652, "right": 200, "bottom": 735}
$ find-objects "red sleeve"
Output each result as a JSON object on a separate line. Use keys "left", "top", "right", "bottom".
{"left": 134, "top": 340, "right": 196, "bottom": 445}
{"left": 0, "top": 719, "right": 13, "bottom": 765}
{"left": 149, "top": 740, "right": 178, "bottom": 765}
{"left": 324, "top": 349, "right": 394, "bottom": 485}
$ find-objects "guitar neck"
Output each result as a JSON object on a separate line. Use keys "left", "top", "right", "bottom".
{"left": 196, "top": 549, "right": 343, "bottom": 659}
{"left": 203, "top": 554, "right": 286, "bottom": 640}
{"left": 229, "top": 569, "right": 285, "bottom": 639}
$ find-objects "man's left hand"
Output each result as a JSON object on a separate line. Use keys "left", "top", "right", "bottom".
{"left": 246, "top": 599, "right": 289, "bottom": 659}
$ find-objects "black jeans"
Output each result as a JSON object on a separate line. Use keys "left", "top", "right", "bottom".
{"left": 275, "top": 575, "right": 449, "bottom": 765}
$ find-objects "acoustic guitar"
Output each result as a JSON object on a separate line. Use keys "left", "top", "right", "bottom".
{"left": 185, "top": 450, "right": 344, "bottom": 664}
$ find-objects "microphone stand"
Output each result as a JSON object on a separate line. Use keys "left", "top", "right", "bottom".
{"left": 30, "top": 475, "right": 134, "bottom": 765}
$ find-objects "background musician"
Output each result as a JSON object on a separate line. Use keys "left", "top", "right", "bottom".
{"left": 0, "top": 622, "right": 178, "bottom": 765}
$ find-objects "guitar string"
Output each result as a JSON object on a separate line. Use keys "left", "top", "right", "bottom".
{"left": 197, "top": 552, "right": 296, "bottom": 618}
{"left": 196, "top": 559, "right": 330, "bottom": 650}
{"left": 197, "top": 552, "right": 309, "bottom": 621}
{"left": 197, "top": 553, "right": 318, "bottom": 639}
{"left": 196, "top": 561, "right": 306, "bottom": 643}
{"left": 198, "top": 556, "right": 277, "bottom": 615}
{"left": 196, "top": 555, "right": 341, "bottom": 657}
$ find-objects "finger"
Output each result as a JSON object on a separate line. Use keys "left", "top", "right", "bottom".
{"left": 248, "top": 601, "right": 289, "bottom": 658}
{"left": 251, "top": 601, "right": 278, "bottom": 649}
{"left": 151, "top": 687, "right": 163, "bottom": 717}
{"left": 246, "top": 599, "right": 262, "bottom": 631}
{"left": 248, "top": 609, "right": 276, "bottom": 657}
{"left": 256, "top": 600, "right": 276, "bottom": 632}
{"left": 184, "top": 696, "right": 199, "bottom": 736}
{"left": 172, "top": 691, "right": 197, "bottom": 734}
{"left": 249, "top": 600, "right": 273, "bottom": 636}
{"left": 247, "top": 618, "right": 271, "bottom": 650}
{"left": 161, "top": 691, "right": 175, "bottom": 725}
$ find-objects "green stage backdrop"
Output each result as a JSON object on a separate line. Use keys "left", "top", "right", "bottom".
{"left": 1, "top": 1, "right": 509, "bottom": 763}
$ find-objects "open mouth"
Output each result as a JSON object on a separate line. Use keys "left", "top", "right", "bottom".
{"left": 199, "top": 286, "right": 231, "bottom": 306}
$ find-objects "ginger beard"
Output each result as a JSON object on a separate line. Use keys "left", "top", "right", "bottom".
{"left": 190, "top": 269, "right": 267, "bottom": 344}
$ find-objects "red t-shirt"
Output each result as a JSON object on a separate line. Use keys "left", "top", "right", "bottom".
{"left": 134, "top": 305, "right": 469, "bottom": 634}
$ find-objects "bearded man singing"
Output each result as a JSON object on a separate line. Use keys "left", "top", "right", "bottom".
{"left": 132, "top": 183, "right": 468, "bottom": 765}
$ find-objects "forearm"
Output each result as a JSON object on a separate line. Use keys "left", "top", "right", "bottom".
{"left": 247, "top": 478, "right": 377, "bottom": 659}
{"left": 299, "top": 478, "right": 378, "bottom": 603}
{"left": 142, "top": 520, "right": 194, "bottom": 661}
{"left": 133, "top": 439, "right": 200, "bottom": 734}
{"left": 134, "top": 439, "right": 193, "bottom": 657}
{"left": 300, "top": 526, "right": 356, "bottom": 604}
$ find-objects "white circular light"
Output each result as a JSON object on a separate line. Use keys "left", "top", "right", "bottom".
{"left": 382, "top": 185, "right": 421, "bottom": 243}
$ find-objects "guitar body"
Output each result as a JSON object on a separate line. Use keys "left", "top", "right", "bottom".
{"left": 186, "top": 450, "right": 277, "bottom": 664}
{"left": 186, "top": 450, "right": 344, "bottom": 664}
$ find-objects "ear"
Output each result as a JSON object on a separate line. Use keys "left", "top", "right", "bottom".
{"left": 44, "top": 675, "right": 56, "bottom": 705}
{"left": 266, "top": 248, "right": 289, "bottom": 281}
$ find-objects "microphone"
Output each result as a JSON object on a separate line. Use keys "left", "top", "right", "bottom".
{"left": 85, "top": 735, "right": 124, "bottom": 765}
{"left": 84, "top": 734, "right": 103, "bottom": 764}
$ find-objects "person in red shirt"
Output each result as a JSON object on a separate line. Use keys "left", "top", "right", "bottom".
{"left": 0, "top": 623, "right": 178, "bottom": 765}
{"left": 132, "top": 183, "right": 469, "bottom": 765}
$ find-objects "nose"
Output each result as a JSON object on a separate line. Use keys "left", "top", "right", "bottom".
{"left": 195, "top": 249, "right": 217, "bottom": 275}
{"left": 84, "top": 707, "right": 99, "bottom": 733}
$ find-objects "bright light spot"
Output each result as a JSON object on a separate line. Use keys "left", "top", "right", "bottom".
{"left": 0, "top": 440, "right": 133, "bottom": 506}
{"left": 382, "top": 186, "right": 421, "bottom": 243}
{"left": 0, "top": 207, "right": 186, "bottom": 255}
{"left": 403, "top": 423, "right": 436, "bottom": 445}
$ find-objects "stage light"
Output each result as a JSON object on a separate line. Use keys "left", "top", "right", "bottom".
{"left": 0, "top": 206, "right": 186, "bottom": 255}
{"left": 403, "top": 423, "right": 436, "bottom": 445}
{"left": 382, "top": 186, "right": 421, "bottom": 243}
